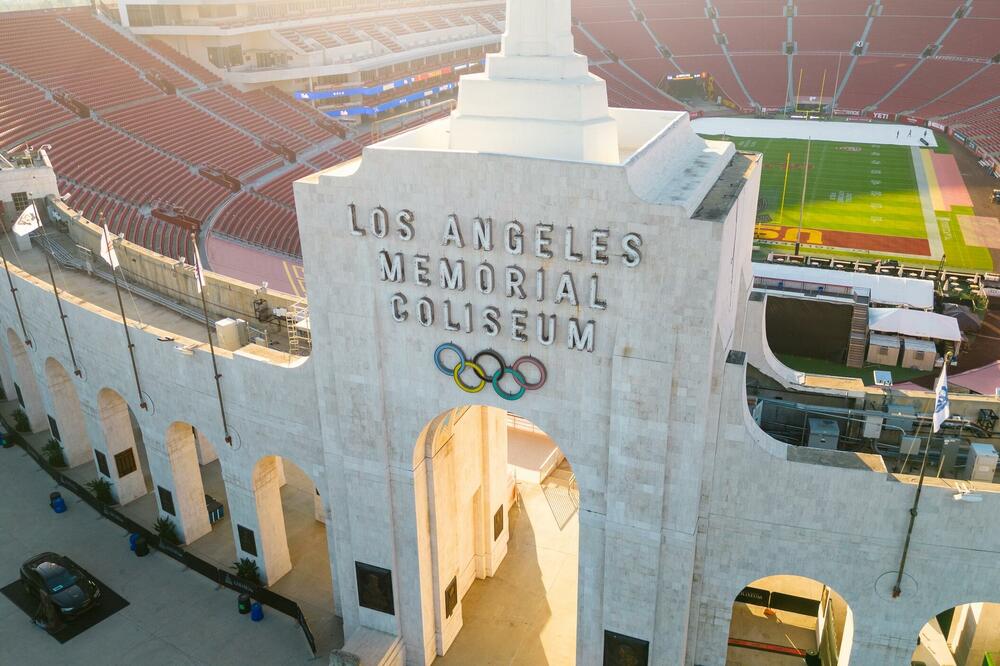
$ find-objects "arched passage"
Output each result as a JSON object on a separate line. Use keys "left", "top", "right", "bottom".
{"left": 96, "top": 388, "right": 150, "bottom": 505}
{"left": 154, "top": 422, "right": 214, "bottom": 544}
{"left": 913, "top": 602, "right": 1000, "bottom": 666}
{"left": 412, "top": 406, "right": 579, "bottom": 664}
{"left": 727, "top": 574, "right": 854, "bottom": 665}
{"left": 6, "top": 328, "right": 45, "bottom": 431}
{"left": 44, "top": 357, "right": 92, "bottom": 467}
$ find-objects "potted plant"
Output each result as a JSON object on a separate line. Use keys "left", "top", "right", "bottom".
{"left": 85, "top": 478, "right": 114, "bottom": 505}
{"left": 231, "top": 557, "right": 261, "bottom": 585}
{"left": 42, "top": 439, "right": 66, "bottom": 467}
{"left": 12, "top": 409, "right": 30, "bottom": 433}
{"left": 154, "top": 516, "right": 180, "bottom": 545}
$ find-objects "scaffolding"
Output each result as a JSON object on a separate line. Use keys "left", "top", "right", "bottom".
{"left": 285, "top": 299, "right": 311, "bottom": 357}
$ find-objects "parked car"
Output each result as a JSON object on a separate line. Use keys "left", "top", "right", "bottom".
{"left": 20, "top": 552, "right": 101, "bottom": 620}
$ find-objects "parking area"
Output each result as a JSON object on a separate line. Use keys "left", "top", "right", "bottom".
{"left": 0, "top": 442, "right": 318, "bottom": 666}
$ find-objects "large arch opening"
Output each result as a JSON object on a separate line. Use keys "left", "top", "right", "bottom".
{"left": 96, "top": 388, "right": 151, "bottom": 505}
{"left": 727, "top": 574, "right": 854, "bottom": 665}
{"left": 6, "top": 328, "right": 45, "bottom": 431}
{"left": 43, "top": 357, "right": 92, "bottom": 468}
{"left": 414, "top": 406, "right": 578, "bottom": 664}
{"left": 913, "top": 602, "right": 1000, "bottom": 666}
{"left": 248, "top": 455, "right": 334, "bottom": 629}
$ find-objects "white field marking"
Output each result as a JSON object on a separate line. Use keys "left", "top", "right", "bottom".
{"left": 910, "top": 145, "right": 945, "bottom": 257}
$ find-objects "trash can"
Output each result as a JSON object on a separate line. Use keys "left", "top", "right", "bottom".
{"left": 49, "top": 492, "right": 66, "bottom": 513}
{"left": 805, "top": 652, "right": 821, "bottom": 666}
{"left": 134, "top": 535, "right": 149, "bottom": 557}
{"left": 238, "top": 593, "right": 252, "bottom": 615}
{"left": 129, "top": 532, "right": 140, "bottom": 551}
{"left": 250, "top": 601, "right": 263, "bottom": 622}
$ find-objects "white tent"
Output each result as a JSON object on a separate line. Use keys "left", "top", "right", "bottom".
{"left": 868, "top": 308, "right": 962, "bottom": 342}
{"left": 752, "top": 263, "right": 934, "bottom": 309}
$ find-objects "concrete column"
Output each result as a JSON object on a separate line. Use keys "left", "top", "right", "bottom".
{"left": 480, "top": 407, "right": 509, "bottom": 578}
{"left": 194, "top": 429, "right": 219, "bottom": 465}
{"left": 250, "top": 456, "right": 292, "bottom": 585}
{"left": 97, "top": 393, "right": 147, "bottom": 505}
{"left": 0, "top": 339, "right": 16, "bottom": 401}
{"left": 314, "top": 489, "right": 325, "bottom": 524}
{"left": 154, "top": 424, "right": 211, "bottom": 544}
{"left": 43, "top": 358, "right": 92, "bottom": 467}
{"left": 6, "top": 330, "right": 46, "bottom": 432}
{"left": 275, "top": 455, "right": 287, "bottom": 487}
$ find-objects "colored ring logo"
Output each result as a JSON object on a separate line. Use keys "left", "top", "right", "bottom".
{"left": 434, "top": 343, "right": 546, "bottom": 401}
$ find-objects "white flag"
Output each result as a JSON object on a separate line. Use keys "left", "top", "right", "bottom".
{"left": 11, "top": 203, "right": 40, "bottom": 237}
{"left": 99, "top": 223, "right": 119, "bottom": 270}
{"left": 191, "top": 240, "right": 206, "bottom": 293}
{"left": 932, "top": 363, "right": 950, "bottom": 433}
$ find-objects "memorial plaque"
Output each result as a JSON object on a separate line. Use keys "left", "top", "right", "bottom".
{"left": 356, "top": 561, "right": 395, "bottom": 615}
{"left": 603, "top": 630, "right": 649, "bottom": 666}
{"left": 493, "top": 506, "right": 504, "bottom": 540}
{"left": 94, "top": 450, "right": 110, "bottom": 477}
{"left": 444, "top": 576, "right": 458, "bottom": 618}
{"left": 237, "top": 524, "right": 257, "bottom": 556}
{"left": 157, "top": 486, "right": 175, "bottom": 515}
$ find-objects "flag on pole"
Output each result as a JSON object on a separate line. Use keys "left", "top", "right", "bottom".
{"left": 11, "top": 202, "right": 40, "bottom": 237}
{"left": 932, "top": 363, "right": 950, "bottom": 433}
{"left": 99, "top": 223, "right": 119, "bottom": 270}
{"left": 191, "top": 238, "right": 206, "bottom": 293}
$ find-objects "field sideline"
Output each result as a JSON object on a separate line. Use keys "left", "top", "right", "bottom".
{"left": 698, "top": 134, "right": 994, "bottom": 272}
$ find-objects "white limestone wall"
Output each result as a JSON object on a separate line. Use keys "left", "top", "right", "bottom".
{"left": 294, "top": 116, "right": 752, "bottom": 663}
{"left": 0, "top": 262, "right": 325, "bottom": 586}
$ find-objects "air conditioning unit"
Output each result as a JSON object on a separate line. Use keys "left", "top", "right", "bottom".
{"left": 807, "top": 418, "right": 840, "bottom": 450}
{"left": 900, "top": 435, "right": 921, "bottom": 456}
{"left": 216, "top": 318, "right": 248, "bottom": 351}
{"left": 963, "top": 443, "right": 998, "bottom": 482}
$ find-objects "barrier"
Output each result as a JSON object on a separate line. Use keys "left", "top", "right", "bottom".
{"left": 0, "top": 414, "right": 317, "bottom": 656}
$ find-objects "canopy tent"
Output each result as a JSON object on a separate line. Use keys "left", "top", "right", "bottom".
{"left": 950, "top": 361, "right": 1000, "bottom": 396}
{"left": 868, "top": 308, "right": 962, "bottom": 342}
{"left": 753, "top": 263, "right": 934, "bottom": 309}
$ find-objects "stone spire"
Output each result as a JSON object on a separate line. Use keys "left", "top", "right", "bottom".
{"left": 448, "top": 0, "right": 620, "bottom": 163}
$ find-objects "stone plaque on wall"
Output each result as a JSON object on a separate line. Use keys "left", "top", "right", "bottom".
{"left": 493, "top": 506, "right": 504, "bottom": 541}
{"left": 603, "top": 630, "right": 649, "bottom": 666}
{"left": 356, "top": 561, "right": 394, "bottom": 615}
{"left": 157, "top": 486, "right": 175, "bottom": 516}
{"left": 237, "top": 524, "right": 257, "bottom": 556}
{"left": 444, "top": 576, "right": 458, "bottom": 618}
{"left": 94, "top": 450, "right": 110, "bottom": 478}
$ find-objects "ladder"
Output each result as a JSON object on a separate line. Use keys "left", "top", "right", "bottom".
{"left": 845, "top": 288, "right": 870, "bottom": 368}
{"left": 285, "top": 299, "right": 311, "bottom": 356}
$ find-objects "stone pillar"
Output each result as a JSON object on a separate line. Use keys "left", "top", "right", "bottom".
{"left": 6, "top": 331, "right": 47, "bottom": 432}
{"left": 314, "top": 488, "right": 325, "bottom": 524}
{"left": 250, "top": 456, "right": 292, "bottom": 585}
{"left": 43, "top": 360, "right": 92, "bottom": 468}
{"left": 152, "top": 425, "right": 211, "bottom": 544}
{"left": 275, "top": 455, "right": 287, "bottom": 487}
{"left": 0, "top": 341, "right": 16, "bottom": 402}
{"left": 479, "top": 407, "right": 509, "bottom": 578}
{"left": 97, "top": 396, "right": 147, "bottom": 505}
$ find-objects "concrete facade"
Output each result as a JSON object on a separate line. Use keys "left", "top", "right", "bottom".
{"left": 3, "top": 10, "right": 1000, "bottom": 663}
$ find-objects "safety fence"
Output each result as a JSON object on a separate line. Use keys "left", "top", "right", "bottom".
{"left": 1, "top": 418, "right": 316, "bottom": 656}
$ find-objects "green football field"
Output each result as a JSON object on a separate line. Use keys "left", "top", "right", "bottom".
{"left": 699, "top": 134, "right": 994, "bottom": 271}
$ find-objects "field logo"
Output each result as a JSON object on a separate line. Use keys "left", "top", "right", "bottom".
{"left": 755, "top": 224, "right": 824, "bottom": 244}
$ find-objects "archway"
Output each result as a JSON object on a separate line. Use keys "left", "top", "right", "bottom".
{"left": 727, "top": 574, "right": 854, "bottom": 665}
{"left": 151, "top": 422, "right": 219, "bottom": 544}
{"left": 44, "top": 357, "right": 92, "bottom": 467}
{"left": 6, "top": 328, "right": 45, "bottom": 431}
{"left": 913, "top": 602, "right": 1000, "bottom": 666}
{"left": 413, "top": 406, "right": 579, "bottom": 664}
{"left": 96, "top": 388, "right": 151, "bottom": 505}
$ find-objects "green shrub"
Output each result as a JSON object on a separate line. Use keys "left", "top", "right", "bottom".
{"left": 154, "top": 516, "right": 180, "bottom": 545}
{"left": 85, "top": 478, "right": 114, "bottom": 505}
{"left": 12, "top": 409, "right": 30, "bottom": 432}
{"left": 231, "top": 557, "right": 261, "bottom": 585}
{"left": 42, "top": 439, "right": 66, "bottom": 467}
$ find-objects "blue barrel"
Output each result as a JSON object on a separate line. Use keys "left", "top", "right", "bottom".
{"left": 250, "top": 601, "right": 263, "bottom": 622}
{"left": 129, "top": 532, "right": 140, "bottom": 551}
{"left": 49, "top": 491, "right": 66, "bottom": 513}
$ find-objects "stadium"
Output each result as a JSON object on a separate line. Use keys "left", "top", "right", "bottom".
{"left": 1, "top": 0, "right": 1000, "bottom": 664}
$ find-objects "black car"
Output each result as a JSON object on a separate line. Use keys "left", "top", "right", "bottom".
{"left": 20, "top": 552, "right": 101, "bottom": 620}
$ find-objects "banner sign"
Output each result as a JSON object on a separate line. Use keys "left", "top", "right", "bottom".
{"left": 296, "top": 59, "right": 481, "bottom": 100}
{"left": 325, "top": 82, "right": 456, "bottom": 117}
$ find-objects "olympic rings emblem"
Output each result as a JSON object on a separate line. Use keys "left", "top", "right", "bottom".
{"left": 433, "top": 343, "right": 547, "bottom": 401}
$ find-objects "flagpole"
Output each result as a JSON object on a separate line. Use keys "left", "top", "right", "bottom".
{"left": 190, "top": 233, "right": 232, "bottom": 445}
{"left": 891, "top": 352, "right": 952, "bottom": 598}
{"left": 1, "top": 208, "right": 33, "bottom": 347}
{"left": 102, "top": 215, "right": 147, "bottom": 410}
{"left": 41, "top": 241, "right": 82, "bottom": 376}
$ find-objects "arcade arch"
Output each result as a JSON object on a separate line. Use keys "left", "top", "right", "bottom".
{"left": 154, "top": 422, "right": 216, "bottom": 544}
{"left": 413, "top": 406, "right": 579, "bottom": 664}
{"left": 6, "top": 328, "right": 45, "bottom": 431}
{"left": 44, "top": 357, "right": 92, "bottom": 467}
{"left": 913, "top": 602, "right": 1000, "bottom": 666}
{"left": 727, "top": 574, "right": 854, "bottom": 665}
{"left": 96, "top": 387, "right": 151, "bottom": 505}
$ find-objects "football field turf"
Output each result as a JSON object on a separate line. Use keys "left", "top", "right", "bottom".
{"left": 700, "top": 135, "right": 994, "bottom": 271}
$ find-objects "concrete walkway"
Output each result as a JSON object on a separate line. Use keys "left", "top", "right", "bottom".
{"left": 435, "top": 469, "right": 579, "bottom": 665}
{"left": 0, "top": 441, "right": 318, "bottom": 665}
